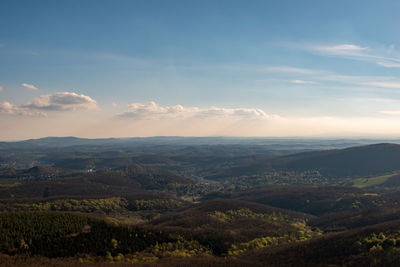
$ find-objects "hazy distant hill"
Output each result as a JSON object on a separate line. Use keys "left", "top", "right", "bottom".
{"left": 0, "top": 166, "right": 79, "bottom": 180}
{"left": 204, "top": 185, "right": 397, "bottom": 216}
{"left": 273, "top": 143, "right": 400, "bottom": 177}
{"left": 0, "top": 164, "right": 192, "bottom": 198}
{"left": 207, "top": 143, "right": 400, "bottom": 179}
{"left": 1, "top": 136, "right": 397, "bottom": 149}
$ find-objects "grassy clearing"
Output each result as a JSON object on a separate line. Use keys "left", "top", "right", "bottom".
{"left": 351, "top": 172, "right": 400, "bottom": 188}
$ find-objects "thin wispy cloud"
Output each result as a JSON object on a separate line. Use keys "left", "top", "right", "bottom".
{"left": 320, "top": 74, "right": 400, "bottom": 89}
{"left": 377, "top": 61, "right": 400, "bottom": 67}
{"left": 262, "top": 66, "right": 316, "bottom": 74}
{"left": 0, "top": 86, "right": 3, "bottom": 92}
{"left": 291, "top": 80, "right": 317, "bottom": 84}
{"left": 263, "top": 65, "right": 400, "bottom": 91}
{"left": 359, "top": 81, "right": 400, "bottom": 89}
{"left": 315, "top": 44, "right": 368, "bottom": 55}
{"left": 297, "top": 43, "right": 400, "bottom": 68}
{"left": 21, "top": 83, "right": 39, "bottom": 90}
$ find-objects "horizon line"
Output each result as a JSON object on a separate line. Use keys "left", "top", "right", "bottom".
{"left": 2, "top": 135, "right": 400, "bottom": 143}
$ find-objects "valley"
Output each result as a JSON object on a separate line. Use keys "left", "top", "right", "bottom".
{"left": 1, "top": 137, "right": 400, "bottom": 266}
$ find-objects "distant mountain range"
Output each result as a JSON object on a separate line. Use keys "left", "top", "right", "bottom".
{"left": 3, "top": 137, "right": 400, "bottom": 180}
{"left": 272, "top": 143, "right": 400, "bottom": 177}
{"left": 2, "top": 136, "right": 400, "bottom": 149}
{"left": 2, "top": 138, "right": 400, "bottom": 265}
{"left": 206, "top": 143, "right": 400, "bottom": 179}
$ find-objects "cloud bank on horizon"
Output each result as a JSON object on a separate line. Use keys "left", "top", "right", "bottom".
{"left": 118, "top": 101, "right": 273, "bottom": 120}
{"left": 0, "top": 0, "right": 400, "bottom": 139}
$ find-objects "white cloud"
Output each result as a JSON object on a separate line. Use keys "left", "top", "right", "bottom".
{"left": 359, "top": 81, "right": 400, "bottom": 89}
{"left": 0, "top": 101, "right": 46, "bottom": 116}
{"left": 291, "top": 80, "right": 317, "bottom": 84}
{"left": 0, "top": 102, "right": 15, "bottom": 114}
{"left": 120, "top": 101, "right": 190, "bottom": 119}
{"left": 263, "top": 66, "right": 315, "bottom": 74}
{"left": 0, "top": 92, "right": 98, "bottom": 116}
{"left": 377, "top": 61, "right": 400, "bottom": 67}
{"left": 112, "top": 102, "right": 118, "bottom": 107}
{"left": 23, "top": 92, "right": 98, "bottom": 111}
{"left": 118, "top": 101, "right": 275, "bottom": 120}
{"left": 195, "top": 106, "right": 270, "bottom": 118}
{"left": 22, "top": 83, "right": 39, "bottom": 90}
{"left": 315, "top": 44, "right": 369, "bottom": 55}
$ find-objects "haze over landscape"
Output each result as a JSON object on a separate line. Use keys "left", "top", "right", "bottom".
{"left": 1, "top": 0, "right": 400, "bottom": 140}
{"left": 3, "top": 1, "right": 400, "bottom": 267}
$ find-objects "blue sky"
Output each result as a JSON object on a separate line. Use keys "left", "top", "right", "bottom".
{"left": 1, "top": 0, "right": 400, "bottom": 139}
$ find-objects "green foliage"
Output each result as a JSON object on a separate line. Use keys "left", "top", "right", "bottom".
{"left": 363, "top": 232, "right": 400, "bottom": 251}
{"left": 129, "top": 199, "right": 184, "bottom": 211}
{"left": 150, "top": 238, "right": 211, "bottom": 257}
{"left": 221, "top": 209, "right": 322, "bottom": 255}
{"left": 227, "top": 186, "right": 394, "bottom": 216}
{"left": 151, "top": 199, "right": 321, "bottom": 256}
{"left": 349, "top": 172, "right": 400, "bottom": 188}
{"left": 30, "top": 197, "right": 128, "bottom": 213}
{"left": 210, "top": 208, "right": 273, "bottom": 221}
{"left": 4, "top": 141, "right": 400, "bottom": 265}
{"left": 222, "top": 170, "right": 327, "bottom": 189}
{"left": 126, "top": 237, "right": 212, "bottom": 262}
{"left": 98, "top": 238, "right": 211, "bottom": 263}
{"left": 0, "top": 212, "right": 172, "bottom": 257}
{"left": 229, "top": 236, "right": 280, "bottom": 255}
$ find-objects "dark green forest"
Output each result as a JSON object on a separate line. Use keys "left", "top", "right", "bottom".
{"left": 2, "top": 137, "right": 400, "bottom": 266}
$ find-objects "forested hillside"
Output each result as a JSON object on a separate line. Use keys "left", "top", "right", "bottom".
{"left": 2, "top": 138, "right": 400, "bottom": 265}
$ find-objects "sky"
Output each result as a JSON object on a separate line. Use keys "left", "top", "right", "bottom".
{"left": 1, "top": 0, "right": 400, "bottom": 140}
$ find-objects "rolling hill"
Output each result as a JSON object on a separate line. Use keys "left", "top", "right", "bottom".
{"left": 207, "top": 143, "right": 400, "bottom": 180}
